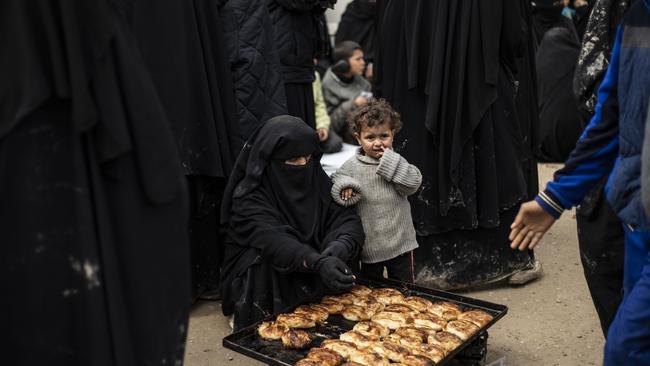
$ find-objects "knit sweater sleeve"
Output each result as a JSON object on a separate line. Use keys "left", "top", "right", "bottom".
{"left": 376, "top": 149, "right": 422, "bottom": 196}
{"left": 330, "top": 162, "right": 363, "bottom": 206}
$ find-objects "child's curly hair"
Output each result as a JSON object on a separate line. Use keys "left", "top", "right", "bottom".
{"left": 348, "top": 98, "right": 402, "bottom": 135}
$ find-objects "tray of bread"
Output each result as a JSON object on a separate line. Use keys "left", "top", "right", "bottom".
{"left": 222, "top": 277, "right": 507, "bottom": 365}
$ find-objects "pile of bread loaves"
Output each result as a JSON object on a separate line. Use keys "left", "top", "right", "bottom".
{"left": 257, "top": 285, "right": 493, "bottom": 366}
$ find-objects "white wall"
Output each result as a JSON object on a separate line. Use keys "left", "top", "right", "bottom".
{"left": 325, "top": 0, "right": 353, "bottom": 37}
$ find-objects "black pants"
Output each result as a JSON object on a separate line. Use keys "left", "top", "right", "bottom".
{"left": 576, "top": 182, "right": 625, "bottom": 336}
{"left": 360, "top": 251, "right": 415, "bottom": 282}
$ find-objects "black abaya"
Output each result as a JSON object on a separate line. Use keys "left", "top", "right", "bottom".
{"left": 1, "top": 1, "right": 190, "bottom": 364}
{"left": 285, "top": 83, "right": 317, "bottom": 129}
{"left": 335, "top": 0, "right": 377, "bottom": 61}
{"left": 375, "top": 0, "right": 536, "bottom": 288}
{"left": 220, "top": 116, "right": 364, "bottom": 330}
{"left": 128, "top": 0, "right": 242, "bottom": 300}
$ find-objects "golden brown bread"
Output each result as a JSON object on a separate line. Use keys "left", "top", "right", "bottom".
{"left": 341, "top": 304, "right": 375, "bottom": 321}
{"left": 351, "top": 296, "right": 385, "bottom": 313}
{"left": 320, "top": 300, "right": 346, "bottom": 314}
{"left": 394, "top": 326, "right": 429, "bottom": 343}
{"left": 350, "top": 285, "right": 373, "bottom": 297}
{"left": 410, "top": 343, "right": 446, "bottom": 363}
{"left": 281, "top": 329, "right": 312, "bottom": 349}
{"left": 371, "top": 310, "right": 412, "bottom": 330}
{"left": 321, "top": 339, "right": 359, "bottom": 358}
{"left": 340, "top": 363, "right": 365, "bottom": 366}
{"left": 386, "top": 333, "right": 424, "bottom": 350}
{"left": 428, "top": 301, "right": 462, "bottom": 321}
{"left": 401, "top": 354, "right": 435, "bottom": 366}
{"left": 276, "top": 314, "right": 316, "bottom": 329}
{"left": 305, "top": 347, "right": 344, "bottom": 366}
{"left": 340, "top": 330, "right": 378, "bottom": 349}
{"left": 352, "top": 321, "right": 390, "bottom": 338}
{"left": 347, "top": 348, "right": 390, "bottom": 366}
{"left": 383, "top": 304, "right": 419, "bottom": 317}
{"left": 322, "top": 294, "right": 355, "bottom": 305}
{"left": 458, "top": 310, "right": 494, "bottom": 327}
{"left": 257, "top": 321, "right": 289, "bottom": 340}
{"left": 445, "top": 319, "right": 480, "bottom": 341}
{"left": 394, "top": 296, "right": 434, "bottom": 313}
{"left": 427, "top": 331, "right": 463, "bottom": 352}
{"left": 369, "top": 340, "right": 410, "bottom": 363}
{"left": 371, "top": 288, "right": 405, "bottom": 305}
{"left": 412, "top": 312, "right": 447, "bottom": 331}
{"left": 293, "top": 304, "right": 329, "bottom": 323}
{"left": 294, "top": 359, "right": 321, "bottom": 366}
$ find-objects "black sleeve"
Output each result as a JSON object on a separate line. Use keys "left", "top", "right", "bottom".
{"left": 273, "top": 0, "right": 318, "bottom": 12}
{"left": 321, "top": 199, "right": 365, "bottom": 260}
{"left": 229, "top": 192, "right": 320, "bottom": 273}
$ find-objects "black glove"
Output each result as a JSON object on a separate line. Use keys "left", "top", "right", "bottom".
{"left": 312, "top": 256, "right": 355, "bottom": 292}
{"left": 321, "top": 240, "right": 350, "bottom": 262}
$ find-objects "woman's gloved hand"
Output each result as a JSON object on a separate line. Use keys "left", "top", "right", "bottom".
{"left": 312, "top": 256, "right": 355, "bottom": 292}
{"left": 321, "top": 240, "right": 350, "bottom": 262}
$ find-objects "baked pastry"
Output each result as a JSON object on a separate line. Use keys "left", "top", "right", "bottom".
{"left": 276, "top": 314, "right": 316, "bottom": 329}
{"left": 342, "top": 304, "right": 374, "bottom": 321}
{"left": 321, "top": 339, "right": 359, "bottom": 358}
{"left": 394, "top": 326, "right": 429, "bottom": 343}
{"left": 371, "top": 310, "right": 412, "bottom": 330}
{"left": 400, "top": 354, "right": 435, "bottom": 366}
{"left": 383, "top": 304, "right": 418, "bottom": 316}
{"left": 353, "top": 321, "right": 390, "bottom": 338}
{"left": 340, "top": 330, "right": 378, "bottom": 349}
{"left": 371, "top": 288, "right": 405, "bottom": 305}
{"left": 320, "top": 300, "right": 346, "bottom": 314}
{"left": 413, "top": 312, "right": 447, "bottom": 331}
{"left": 458, "top": 310, "right": 494, "bottom": 327}
{"left": 428, "top": 331, "right": 463, "bottom": 352}
{"left": 305, "top": 347, "right": 344, "bottom": 366}
{"left": 340, "top": 362, "right": 365, "bottom": 366}
{"left": 294, "top": 359, "right": 321, "bottom": 366}
{"left": 281, "top": 329, "right": 312, "bottom": 349}
{"left": 350, "top": 284, "right": 373, "bottom": 297}
{"left": 293, "top": 304, "right": 329, "bottom": 323}
{"left": 348, "top": 348, "right": 390, "bottom": 366}
{"left": 257, "top": 321, "right": 289, "bottom": 340}
{"left": 369, "top": 340, "right": 410, "bottom": 363}
{"left": 351, "top": 296, "right": 385, "bottom": 313}
{"left": 410, "top": 343, "right": 446, "bottom": 363}
{"left": 445, "top": 319, "right": 480, "bottom": 341}
{"left": 386, "top": 333, "right": 424, "bottom": 350}
{"left": 394, "top": 296, "right": 433, "bottom": 313}
{"left": 322, "top": 294, "right": 354, "bottom": 305}
{"left": 428, "top": 301, "right": 462, "bottom": 320}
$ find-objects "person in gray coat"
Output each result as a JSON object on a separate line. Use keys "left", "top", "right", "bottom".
{"left": 322, "top": 41, "right": 371, "bottom": 144}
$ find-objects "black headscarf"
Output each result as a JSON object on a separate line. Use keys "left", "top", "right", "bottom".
{"left": 221, "top": 115, "right": 336, "bottom": 263}
{"left": 532, "top": 1, "right": 566, "bottom": 43}
{"left": 220, "top": 115, "right": 364, "bottom": 329}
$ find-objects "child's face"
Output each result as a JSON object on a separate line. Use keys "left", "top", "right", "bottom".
{"left": 355, "top": 121, "right": 394, "bottom": 159}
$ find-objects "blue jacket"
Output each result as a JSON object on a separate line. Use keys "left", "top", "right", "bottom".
{"left": 536, "top": 0, "right": 650, "bottom": 231}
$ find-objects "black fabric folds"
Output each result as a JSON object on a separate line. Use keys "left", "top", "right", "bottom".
{"left": 220, "top": 116, "right": 364, "bottom": 330}
{"left": 536, "top": 26, "right": 583, "bottom": 162}
{"left": 335, "top": 0, "right": 377, "bottom": 61}
{"left": 374, "top": 0, "right": 536, "bottom": 287}
{"left": 130, "top": 0, "right": 242, "bottom": 178}
{"left": 1, "top": 0, "right": 190, "bottom": 364}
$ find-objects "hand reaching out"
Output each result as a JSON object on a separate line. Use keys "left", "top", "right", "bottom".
{"left": 317, "top": 128, "right": 328, "bottom": 142}
{"left": 340, "top": 187, "right": 357, "bottom": 201}
{"left": 509, "top": 200, "right": 557, "bottom": 251}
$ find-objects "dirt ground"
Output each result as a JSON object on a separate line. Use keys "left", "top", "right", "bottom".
{"left": 184, "top": 163, "right": 605, "bottom": 366}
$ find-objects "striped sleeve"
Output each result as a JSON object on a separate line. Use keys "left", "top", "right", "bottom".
{"left": 536, "top": 26, "right": 623, "bottom": 218}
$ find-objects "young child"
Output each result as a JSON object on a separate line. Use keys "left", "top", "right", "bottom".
{"left": 331, "top": 98, "right": 422, "bottom": 282}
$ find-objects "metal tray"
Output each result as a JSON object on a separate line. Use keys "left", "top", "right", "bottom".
{"left": 223, "top": 277, "right": 508, "bottom": 365}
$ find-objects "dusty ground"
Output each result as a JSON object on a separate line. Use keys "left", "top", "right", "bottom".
{"left": 184, "top": 163, "right": 605, "bottom": 366}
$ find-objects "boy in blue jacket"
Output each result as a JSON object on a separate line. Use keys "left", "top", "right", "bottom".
{"left": 509, "top": 1, "right": 650, "bottom": 364}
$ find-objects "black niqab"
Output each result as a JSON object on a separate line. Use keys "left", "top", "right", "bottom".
{"left": 220, "top": 115, "right": 364, "bottom": 330}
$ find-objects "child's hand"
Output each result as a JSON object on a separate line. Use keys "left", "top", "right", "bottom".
{"left": 340, "top": 188, "right": 356, "bottom": 201}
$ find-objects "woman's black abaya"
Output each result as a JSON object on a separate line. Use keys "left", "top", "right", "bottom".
{"left": 128, "top": 0, "right": 242, "bottom": 300}
{"left": 375, "top": 0, "right": 536, "bottom": 288}
{"left": 1, "top": 1, "right": 190, "bottom": 364}
{"left": 220, "top": 116, "right": 364, "bottom": 330}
